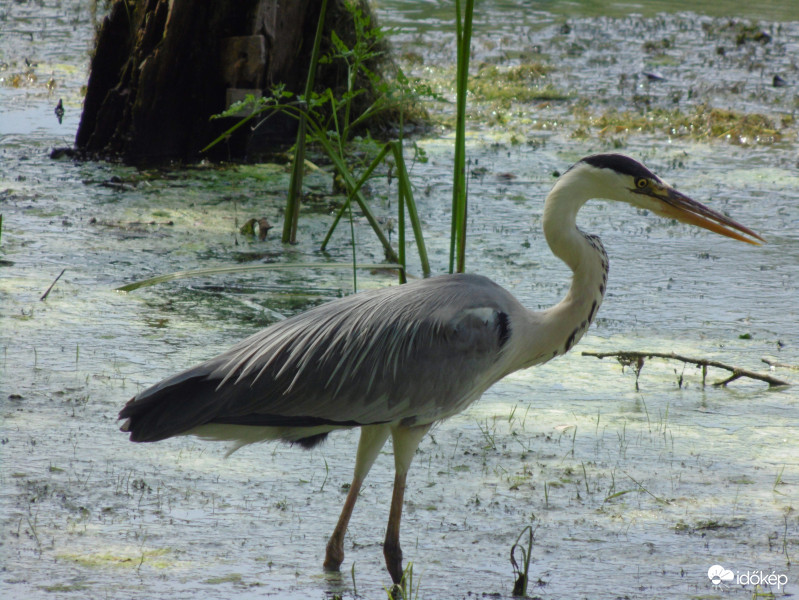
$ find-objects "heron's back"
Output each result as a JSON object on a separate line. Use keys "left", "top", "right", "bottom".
{"left": 119, "top": 274, "right": 524, "bottom": 443}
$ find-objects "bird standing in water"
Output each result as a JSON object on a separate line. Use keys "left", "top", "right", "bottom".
{"left": 119, "top": 154, "right": 762, "bottom": 584}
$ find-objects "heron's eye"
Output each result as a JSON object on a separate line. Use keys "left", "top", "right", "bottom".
{"left": 635, "top": 178, "right": 648, "bottom": 189}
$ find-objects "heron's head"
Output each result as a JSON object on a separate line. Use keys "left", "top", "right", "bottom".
{"left": 573, "top": 154, "right": 764, "bottom": 245}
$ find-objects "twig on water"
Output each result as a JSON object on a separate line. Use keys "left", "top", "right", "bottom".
{"left": 582, "top": 350, "right": 789, "bottom": 388}
{"left": 762, "top": 356, "right": 799, "bottom": 370}
{"left": 622, "top": 470, "right": 670, "bottom": 505}
{"left": 40, "top": 268, "right": 66, "bottom": 301}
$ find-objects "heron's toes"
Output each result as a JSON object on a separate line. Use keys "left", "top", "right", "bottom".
{"left": 323, "top": 540, "right": 344, "bottom": 572}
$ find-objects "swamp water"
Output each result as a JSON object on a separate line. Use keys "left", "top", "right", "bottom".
{"left": 2, "top": 1, "right": 799, "bottom": 598}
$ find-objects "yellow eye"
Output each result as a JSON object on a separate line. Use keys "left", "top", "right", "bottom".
{"left": 635, "top": 178, "right": 648, "bottom": 189}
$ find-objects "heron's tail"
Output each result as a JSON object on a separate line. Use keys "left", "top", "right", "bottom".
{"left": 119, "top": 362, "right": 222, "bottom": 442}
{"left": 118, "top": 361, "right": 359, "bottom": 449}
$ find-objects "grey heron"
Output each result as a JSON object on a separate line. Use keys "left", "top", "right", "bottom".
{"left": 119, "top": 153, "right": 762, "bottom": 584}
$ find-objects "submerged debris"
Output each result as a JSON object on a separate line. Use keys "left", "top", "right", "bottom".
{"left": 582, "top": 350, "right": 790, "bottom": 388}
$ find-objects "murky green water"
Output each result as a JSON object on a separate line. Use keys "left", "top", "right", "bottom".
{"left": 2, "top": 2, "right": 798, "bottom": 599}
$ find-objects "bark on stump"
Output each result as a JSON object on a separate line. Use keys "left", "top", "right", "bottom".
{"left": 76, "top": 0, "right": 385, "bottom": 164}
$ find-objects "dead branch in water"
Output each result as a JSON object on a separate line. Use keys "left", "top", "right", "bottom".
{"left": 582, "top": 350, "right": 790, "bottom": 388}
{"left": 762, "top": 356, "right": 799, "bottom": 370}
{"left": 40, "top": 268, "right": 66, "bottom": 302}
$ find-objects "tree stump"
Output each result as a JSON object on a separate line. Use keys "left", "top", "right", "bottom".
{"left": 75, "top": 0, "right": 389, "bottom": 164}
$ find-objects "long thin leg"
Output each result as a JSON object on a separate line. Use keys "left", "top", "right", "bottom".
{"left": 383, "top": 424, "right": 431, "bottom": 584}
{"left": 324, "top": 424, "right": 391, "bottom": 572}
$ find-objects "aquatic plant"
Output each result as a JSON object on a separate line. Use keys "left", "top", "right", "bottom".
{"left": 573, "top": 104, "right": 790, "bottom": 145}
{"left": 510, "top": 524, "right": 536, "bottom": 596}
{"left": 450, "top": 0, "right": 474, "bottom": 274}
{"left": 206, "top": 0, "right": 435, "bottom": 281}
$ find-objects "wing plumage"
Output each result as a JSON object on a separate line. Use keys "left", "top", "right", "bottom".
{"left": 119, "top": 274, "right": 522, "bottom": 443}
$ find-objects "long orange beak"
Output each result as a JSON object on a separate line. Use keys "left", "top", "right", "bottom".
{"left": 638, "top": 183, "right": 764, "bottom": 245}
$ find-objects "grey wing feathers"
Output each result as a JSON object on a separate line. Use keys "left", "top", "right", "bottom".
{"left": 119, "top": 274, "right": 517, "bottom": 442}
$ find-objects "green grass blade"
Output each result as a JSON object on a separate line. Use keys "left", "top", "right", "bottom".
{"left": 200, "top": 109, "right": 258, "bottom": 154}
{"left": 450, "top": 0, "right": 474, "bottom": 274}
{"left": 312, "top": 131, "right": 400, "bottom": 263}
{"left": 283, "top": 0, "right": 329, "bottom": 243}
{"left": 347, "top": 200, "right": 358, "bottom": 292}
{"left": 397, "top": 152, "right": 407, "bottom": 284}
{"left": 392, "top": 142, "right": 430, "bottom": 278}
{"left": 283, "top": 115, "right": 308, "bottom": 243}
{"left": 321, "top": 143, "right": 391, "bottom": 251}
{"left": 116, "top": 262, "right": 402, "bottom": 293}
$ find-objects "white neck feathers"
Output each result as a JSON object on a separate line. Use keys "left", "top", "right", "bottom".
{"left": 513, "top": 169, "right": 610, "bottom": 367}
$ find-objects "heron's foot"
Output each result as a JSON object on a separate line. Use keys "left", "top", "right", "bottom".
{"left": 383, "top": 538, "right": 404, "bottom": 585}
{"left": 323, "top": 538, "right": 344, "bottom": 572}
{"left": 387, "top": 583, "right": 404, "bottom": 600}
{"left": 323, "top": 553, "right": 343, "bottom": 572}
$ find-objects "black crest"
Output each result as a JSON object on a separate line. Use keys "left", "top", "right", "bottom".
{"left": 579, "top": 154, "right": 661, "bottom": 182}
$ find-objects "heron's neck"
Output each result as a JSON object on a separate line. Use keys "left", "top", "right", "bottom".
{"left": 534, "top": 179, "right": 609, "bottom": 358}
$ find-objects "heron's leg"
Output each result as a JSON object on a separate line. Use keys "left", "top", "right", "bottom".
{"left": 383, "top": 423, "right": 431, "bottom": 584}
{"left": 324, "top": 424, "right": 391, "bottom": 572}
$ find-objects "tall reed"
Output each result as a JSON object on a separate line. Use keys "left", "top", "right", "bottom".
{"left": 449, "top": 0, "right": 474, "bottom": 274}
{"left": 283, "top": 0, "right": 329, "bottom": 243}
